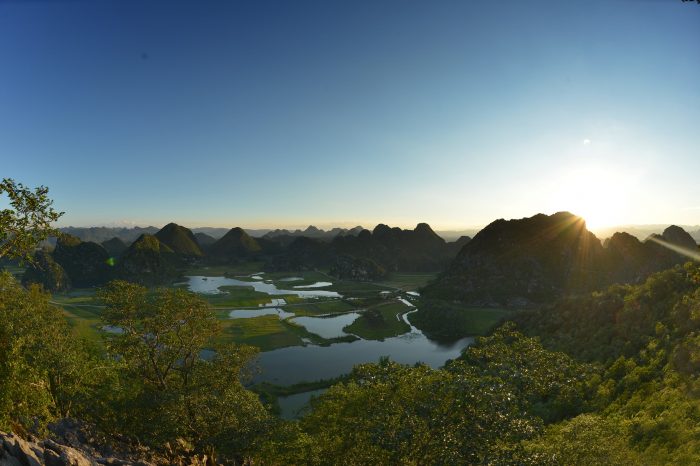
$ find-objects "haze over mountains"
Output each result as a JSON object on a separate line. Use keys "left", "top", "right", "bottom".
{"left": 28, "top": 222, "right": 469, "bottom": 291}
{"left": 57, "top": 225, "right": 482, "bottom": 244}
{"left": 27, "top": 212, "right": 699, "bottom": 301}
{"left": 59, "top": 223, "right": 700, "bottom": 246}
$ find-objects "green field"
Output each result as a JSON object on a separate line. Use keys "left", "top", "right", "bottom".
{"left": 48, "top": 265, "right": 495, "bottom": 353}
{"left": 343, "top": 301, "right": 412, "bottom": 340}
{"left": 446, "top": 307, "right": 513, "bottom": 335}
{"left": 1, "top": 264, "right": 26, "bottom": 280}
{"left": 219, "top": 315, "right": 305, "bottom": 350}
{"left": 377, "top": 273, "right": 437, "bottom": 291}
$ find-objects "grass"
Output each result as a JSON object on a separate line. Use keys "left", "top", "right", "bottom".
{"left": 377, "top": 272, "right": 437, "bottom": 291}
{"left": 410, "top": 304, "right": 514, "bottom": 340}
{"left": 185, "top": 262, "right": 266, "bottom": 276}
{"left": 287, "top": 299, "right": 356, "bottom": 316}
{"left": 219, "top": 315, "right": 305, "bottom": 351}
{"left": 344, "top": 301, "right": 412, "bottom": 340}
{"left": 46, "top": 263, "right": 435, "bottom": 353}
{"left": 442, "top": 307, "right": 513, "bottom": 335}
{"left": 1, "top": 264, "right": 25, "bottom": 280}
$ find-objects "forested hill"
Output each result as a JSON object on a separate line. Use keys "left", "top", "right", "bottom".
{"left": 424, "top": 211, "right": 699, "bottom": 306}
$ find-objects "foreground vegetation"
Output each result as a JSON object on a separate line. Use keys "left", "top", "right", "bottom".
{"left": 5, "top": 179, "right": 700, "bottom": 464}
{"left": 5, "top": 262, "right": 700, "bottom": 463}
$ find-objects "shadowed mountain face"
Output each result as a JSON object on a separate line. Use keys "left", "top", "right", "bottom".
{"left": 208, "top": 227, "right": 262, "bottom": 263}
{"left": 425, "top": 213, "right": 699, "bottom": 307}
{"left": 22, "top": 250, "right": 71, "bottom": 292}
{"left": 154, "top": 223, "right": 203, "bottom": 258}
{"left": 331, "top": 223, "right": 457, "bottom": 273}
{"left": 263, "top": 225, "right": 364, "bottom": 242}
{"left": 193, "top": 232, "right": 217, "bottom": 248}
{"left": 101, "top": 237, "right": 128, "bottom": 257}
{"left": 115, "top": 234, "right": 178, "bottom": 285}
{"left": 424, "top": 212, "right": 606, "bottom": 305}
{"left": 52, "top": 235, "right": 112, "bottom": 287}
{"left": 202, "top": 222, "right": 464, "bottom": 274}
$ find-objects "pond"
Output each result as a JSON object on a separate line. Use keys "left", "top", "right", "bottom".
{"left": 290, "top": 312, "right": 362, "bottom": 339}
{"left": 293, "top": 281, "right": 333, "bottom": 289}
{"left": 254, "top": 315, "right": 472, "bottom": 385}
{"left": 228, "top": 308, "right": 295, "bottom": 319}
{"left": 182, "top": 275, "right": 342, "bottom": 298}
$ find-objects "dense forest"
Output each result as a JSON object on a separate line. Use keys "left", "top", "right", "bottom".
{"left": 3, "top": 179, "right": 700, "bottom": 465}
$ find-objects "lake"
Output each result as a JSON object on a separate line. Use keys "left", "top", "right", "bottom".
{"left": 182, "top": 274, "right": 472, "bottom": 403}
{"left": 183, "top": 275, "right": 342, "bottom": 298}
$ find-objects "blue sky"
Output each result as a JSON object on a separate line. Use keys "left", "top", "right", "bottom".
{"left": 1, "top": 0, "right": 699, "bottom": 230}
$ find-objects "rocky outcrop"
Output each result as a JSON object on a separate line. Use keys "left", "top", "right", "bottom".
{"left": 0, "top": 430, "right": 154, "bottom": 466}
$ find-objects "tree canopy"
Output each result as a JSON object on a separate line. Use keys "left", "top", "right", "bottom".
{"left": 0, "top": 178, "right": 63, "bottom": 262}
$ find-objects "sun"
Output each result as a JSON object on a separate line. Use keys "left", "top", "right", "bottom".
{"left": 551, "top": 166, "right": 630, "bottom": 230}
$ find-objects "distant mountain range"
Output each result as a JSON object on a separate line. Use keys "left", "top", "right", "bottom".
{"left": 593, "top": 225, "right": 700, "bottom": 242}
{"left": 60, "top": 223, "right": 698, "bottom": 246}
{"left": 57, "top": 225, "right": 482, "bottom": 244}
{"left": 27, "top": 214, "right": 700, "bottom": 294}
{"left": 26, "top": 221, "right": 468, "bottom": 289}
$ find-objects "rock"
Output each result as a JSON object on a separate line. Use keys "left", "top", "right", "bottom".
{"left": 43, "top": 440, "right": 92, "bottom": 466}
{"left": 0, "top": 454, "right": 23, "bottom": 466}
{"left": 2, "top": 433, "right": 43, "bottom": 466}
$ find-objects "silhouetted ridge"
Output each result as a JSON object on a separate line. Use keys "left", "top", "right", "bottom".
{"left": 426, "top": 213, "right": 700, "bottom": 307}
{"left": 424, "top": 212, "right": 606, "bottom": 306}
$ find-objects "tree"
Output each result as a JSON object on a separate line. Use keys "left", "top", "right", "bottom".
{"left": 298, "top": 359, "right": 541, "bottom": 465}
{"left": 0, "top": 178, "right": 63, "bottom": 262}
{"left": 0, "top": 271, "right": 106, "bottom": 432}
{"left": 97, "top": 281, "right": 271, "bottom": 461}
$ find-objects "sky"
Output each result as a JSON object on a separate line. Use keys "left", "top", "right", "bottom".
{"left": 1, "top": 0, "right": 699, "bottom": 231}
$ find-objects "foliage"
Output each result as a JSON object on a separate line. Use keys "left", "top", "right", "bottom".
{"left": 411, "top": 299, "right": 512, "bottom": 340}
{"left": 115, "top": 234, "right": 179, "bottom": 285}
{"left": 455, "top": 323, "right": 594, "bottom": 423}
{"left": 522, "top": 414, "right": 643, "bottom": 465}
{"left": 342, "top": 302, "right": 410, "bottom": 340}
{"left": 53, "top": 235, "right": 112, "bottom": 287}
{"left": 0, "top": 272, "right": 107, "bottom": 432}
{"left": 297, "top": 357, "right": 541, "bottom": 465}
{"left": 21, "top": 249, "right": 72, "bottom": 292}
{"left": 97, "top": 281, "right": 271, "bottom": 461}
{"left": 0, "top": 178, "right": 63, "bottom": 262}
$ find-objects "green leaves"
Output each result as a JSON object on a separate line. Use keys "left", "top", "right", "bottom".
{"left": 0, "top": 272, "right": 107, "bottom": 432}
{"left": 97, "top": 281, "right": 270, "bottom": 462}
{"left": 0, "top": 178, "right": 63, "bottom": 263}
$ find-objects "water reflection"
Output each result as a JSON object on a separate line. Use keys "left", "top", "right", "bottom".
{"left": 183, "top": 275, "right": 342, "bottom": 298}
{"left": 290, "top": 312, "right": 362, "bottom": 339}
{"left": 228, "top": 308, "right": 295, "bottom": 319}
